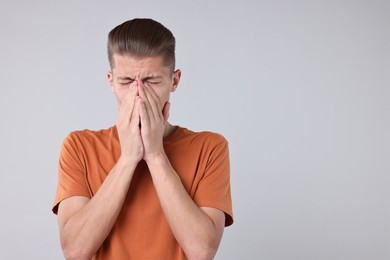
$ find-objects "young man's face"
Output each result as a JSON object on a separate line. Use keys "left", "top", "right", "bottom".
{"left": 108, "top": 54, "right": 181, "bottom": 112}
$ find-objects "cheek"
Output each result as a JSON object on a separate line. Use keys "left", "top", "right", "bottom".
{"left": 116, "top": 96, "right": 121, "bottom": 111}
{"left": 160, "top": 91, "right": 171, "bottom": 104}
{"left": 114, "top": 90, "right": 125, "bottom": 108}
{"left": 153, "top": 88, "right": 169, "bottom": 102}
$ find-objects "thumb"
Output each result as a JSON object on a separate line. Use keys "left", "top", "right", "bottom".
{"left": 130, "top": 96, "right": 142, "bottom": 130}
{"left": 162, "top": 101, "right": 171, "bottom": 121}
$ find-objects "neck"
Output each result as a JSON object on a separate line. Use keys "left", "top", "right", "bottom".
{"left": 164, "top": 122, "right": 176, "bottom": 138}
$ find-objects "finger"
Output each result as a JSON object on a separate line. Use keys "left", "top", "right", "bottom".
{"left": 138, "top": 95, "right": 150, "bottom": 129}
{"left": 142, "top": 84, "right": 162, "bottom": 120}
{"left": 117, "top": 97, "right": 130, "bottom": 126}
{"left": 130, "top": 96, "right": 142, "bottom": 131}
{"left": 118, "top": 83, "right": 138, "bottom": 124}
{"left": 145, "top": 84, "right": 162, "bottom": 111}
{"left": 138, "top": 84, "right": 156, "bottom": 122}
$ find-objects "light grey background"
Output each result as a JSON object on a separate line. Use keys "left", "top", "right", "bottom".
{"left": 0, "top": 0, "right": 389, "bottom": 259}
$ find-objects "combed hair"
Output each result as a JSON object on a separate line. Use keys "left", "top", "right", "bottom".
{"left": 107, "top": 18, "right": 176, "bottom": 70}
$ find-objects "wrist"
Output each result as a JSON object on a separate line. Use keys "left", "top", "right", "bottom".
{"left": 144, "top": 151, "right": 168, "bottom": 167}
{"left": 117, "top": 155, "right": 140, "bottom": 170}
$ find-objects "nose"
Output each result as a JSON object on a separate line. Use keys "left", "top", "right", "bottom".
{"left": 133, "top": 80, "right": 142, "bottom": 96}
{"left": 134, "top": 80, "right": 141, "bottom": 85}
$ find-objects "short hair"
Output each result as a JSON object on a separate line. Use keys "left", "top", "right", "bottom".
{"left": 107, "top": 18, "right": 176, "bottom": 71}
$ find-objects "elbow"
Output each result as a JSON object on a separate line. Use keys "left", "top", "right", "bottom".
{"left": 63, "top": 248, "right": 92, "bottom": 260}
{"left": 63, "top": 251, "right": 91, "bottom": 260}
{"left": 186, "top": 241, "right": 219, "bottom": 260}
{"left": 61, "top": 239, "right": 94, "bottom": 260}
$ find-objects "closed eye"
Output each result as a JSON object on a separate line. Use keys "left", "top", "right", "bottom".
{"left": 117, "top": 76, "right": 135, "bottom": 86}
{"left": 145, "top": 80, "right": 161, "bottom": 85}
{"left": 119, "top": 81, "right": 133, "bottom": 86}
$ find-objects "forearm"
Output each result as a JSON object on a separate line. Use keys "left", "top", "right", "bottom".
{"left": 147, "top": 153, "right": 222, "bottom": 260}
{"left": 59, "top": 157, "right": 138, "bottom": 259}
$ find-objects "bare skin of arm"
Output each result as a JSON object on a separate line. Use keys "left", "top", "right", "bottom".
{"left": 58, "top": 82, "right": 226, "bottom": 260}
{"left": 57, "top": 158, "right": 137, "bottom": 260}
{"left": 57, "top": 85, "right": 143, "bottom": 260}
{"left": 148, "top": 155, "right": 226, "bottom": 260}
{"left": 139, "top": 83, "right": 226, "bottom": 259}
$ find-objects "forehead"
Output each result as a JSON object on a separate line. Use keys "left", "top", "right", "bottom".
{"left": 112, "top": 54, "right": 170, "bottom": 76}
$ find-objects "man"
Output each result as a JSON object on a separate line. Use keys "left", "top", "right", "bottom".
{"left": 52, "top": 18, "right": 233, "bottom": 260}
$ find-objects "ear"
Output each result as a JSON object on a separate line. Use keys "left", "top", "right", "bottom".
{"left": 171, "top": 69, "right": 181, "bottom": 92}
{"left": 107, "top": 71, "right": 115, "bottom": 93}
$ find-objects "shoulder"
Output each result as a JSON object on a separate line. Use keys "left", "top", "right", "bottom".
{"left": 173, "top": 126, "right": 227, "bottom": 143}
{"left": 62, "top": 126, "right": 117, "bottom": 150}
{"left": 65, "top": 126, "right": 116, "bottom": 142}
{"left": 169, "top": 126, "right": 229, "bottom": 153}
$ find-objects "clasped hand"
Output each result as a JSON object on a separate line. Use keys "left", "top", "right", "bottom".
{"left": 116, "top": 81, "right": 170, "bottom": 163}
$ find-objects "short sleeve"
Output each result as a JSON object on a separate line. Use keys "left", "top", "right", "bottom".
{"left": 194, "top": 137, "right": 234, "bottom": 226}
{"left": 52, "top": 133, "right": 91, "bottom": 214}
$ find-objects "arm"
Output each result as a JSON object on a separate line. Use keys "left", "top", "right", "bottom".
{"left": 147, "top": 154, "right": 226, "bottom": 260}
{"left": 57, "top": 84, "right": 143, "bottom": 259}
{"left": 139, "top": 84, "right": 226, "bottom": 259}
{"left": 57, "top": 157, "right": 138, "bottom": 260}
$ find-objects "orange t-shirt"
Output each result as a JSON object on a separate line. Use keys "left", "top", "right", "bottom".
{"left": 52, "top": 125, "right": 233, "bottom": 259}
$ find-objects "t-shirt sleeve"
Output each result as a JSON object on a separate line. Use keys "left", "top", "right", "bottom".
{"left": 52, "top": 133, "right": 91, "bottom": 214}
{"left": 194, "top": 137, "right": 234, "bottom": 226}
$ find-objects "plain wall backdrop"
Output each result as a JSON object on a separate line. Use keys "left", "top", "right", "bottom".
{"left": 0, "top": 0, "right": 389, "bottom": 259}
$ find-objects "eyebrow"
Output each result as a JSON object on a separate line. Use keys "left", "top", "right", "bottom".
{"left": 117, "top": 75, "right": 163, "bottom": 81}
{"left": 117, "top": 76, "right": 134, "bottom": 81}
